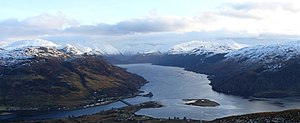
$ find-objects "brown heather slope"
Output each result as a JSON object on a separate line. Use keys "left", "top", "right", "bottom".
{"left": 210, "top": 109, "right": 300, "bottom": 123}
{"left": 0, "top": 55, "right": 147, "bottom": 109}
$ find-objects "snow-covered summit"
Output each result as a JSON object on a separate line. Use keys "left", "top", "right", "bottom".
{"left": 92, "top": 43, "right": 120, "bottom": 55}
{"left": 225, "top": 41, "right": 300, "bottom": 64}
{"left": 0, "top": 39, "right": 67, "bottom": 65}
{"left": 168, "top": 40, "right": 245, "bottom": 55}
{"left": 49, "top": 40, "right": 121, "bottom": 55}
{"left": 60, "top": 44, "right": 83, "bottom": 55}
{"left": 0, "top": 39, "right": 121, "bottom": 66}
{"left": 1, "top": 39, "right": 59, "bottom": 50}
{"left": 0, "top": 39, "right": 121, "bottom": 55}
{"left": 0, "top": 39, "right": 82, "bottom": 57}
{"left": 0, "top": 46, "right": 70, "bottom": 66}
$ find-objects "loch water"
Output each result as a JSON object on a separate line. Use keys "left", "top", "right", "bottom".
{"left": 2, "top": 63, "right": 300, "bottom": 121}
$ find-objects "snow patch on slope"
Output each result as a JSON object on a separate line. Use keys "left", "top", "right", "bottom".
{"left": 60, "top": 44, "right": 83, "bottom": 55}
{"left": 0, "top": 39, "right": 121, "bottom": 55}
{"left": 168, "top": 40, "right": 245, "bottom": 55}
{"left": 50, "top": 40, "right": 121, "bottom": 55}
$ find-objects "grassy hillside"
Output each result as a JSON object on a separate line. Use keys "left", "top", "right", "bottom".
{"left": 0, "top": 55, "right": 147, "bottom": 110}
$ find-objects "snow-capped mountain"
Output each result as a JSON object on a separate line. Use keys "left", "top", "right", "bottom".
{"left": 206, "top": 41, "right": 300, "bottom": 98}
{"left": 49, "top": 40, "right": 121, "bottom": 55}
{"left": 0, "top": 39, "right": 120, "bottom": 66}
{"left": 0, "top": 46, "right": 76, "bottom": 66}
{"left": 225, "top": 42, "right": 300, "bottom": 64}
{"left": 1, "top": 39, "right": 59, "bottom": 50}
{"left": 168, "top": 40, "right": 245, "bottom": 55}
{"left": 0, "top": 39, "right": 121, "bottom": 55}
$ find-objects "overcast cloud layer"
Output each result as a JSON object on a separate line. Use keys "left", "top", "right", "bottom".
{"left": 1, "top": 0, "right": 300, "bottom": 45}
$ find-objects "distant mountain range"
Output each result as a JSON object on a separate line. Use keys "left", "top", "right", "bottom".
{"left": 2, "top": 38, "right": 300, "bottom": 100}
{"left": 168, "top": 40, "right": 244, "bottom": 55}
{"left": 105, "top": 40, "right": 300, "bottom": 98}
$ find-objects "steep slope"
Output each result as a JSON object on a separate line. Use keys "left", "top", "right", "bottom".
{"left": 209, "top": 42, "right": 300, "bottom": 98}
{"left": 0, "top": 40, "right": 147, "bottom": 110}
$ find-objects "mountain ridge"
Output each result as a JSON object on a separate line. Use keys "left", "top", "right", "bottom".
{"left": 168, "top": 40, "right": 245, "bottom": 55}
{"left": 0, "top": 39, "right": 121, "bottom": 55}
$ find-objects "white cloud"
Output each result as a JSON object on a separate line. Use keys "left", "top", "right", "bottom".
{"left": 24, "top": 13, "right": 78, "bottom": 29}
{"left": 214, "top": 0, "right": 300, "bottom": 36}
{"left": 0, "top": 13, "right": 78, "bottom": 41}
{"left": 64, "top": 16, "right": 204, "bottom": 35}
{"left": 1, "top": 1, "right": 300, "bottom": 44}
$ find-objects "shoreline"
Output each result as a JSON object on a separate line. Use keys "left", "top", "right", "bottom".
{"left": 0, "top": 91, "right": 142, "bottom": 117}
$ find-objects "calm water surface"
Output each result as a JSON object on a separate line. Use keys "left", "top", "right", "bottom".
{"left": 120, "top": 64, "right": 300, "bottom": 120}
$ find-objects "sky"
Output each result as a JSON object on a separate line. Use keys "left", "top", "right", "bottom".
{"left": 0, "top": 0, "right": 224, "bottom": 24}
{"left": 1, "top": 0, "right": 300, "bottom": 50}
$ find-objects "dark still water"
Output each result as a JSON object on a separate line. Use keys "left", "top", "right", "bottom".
{"left": 2, "top": 63, "right": 300, "bottom": 121}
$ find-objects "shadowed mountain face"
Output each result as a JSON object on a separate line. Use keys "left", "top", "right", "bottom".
{"left": 162, "top": 54, "right": 300, "bottom": 98}
{"left": 0, "top": 53, "right": 146, "bottom": 109}
{"left": 207, "top": 57, "right": 300, "bottom": 98}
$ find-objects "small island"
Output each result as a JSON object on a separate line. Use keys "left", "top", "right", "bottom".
{"left": 183, "top": 99, "right": 220, "bottom": 107}
{"left": 140, "top": 92, "right": 154, "bottom": 97}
